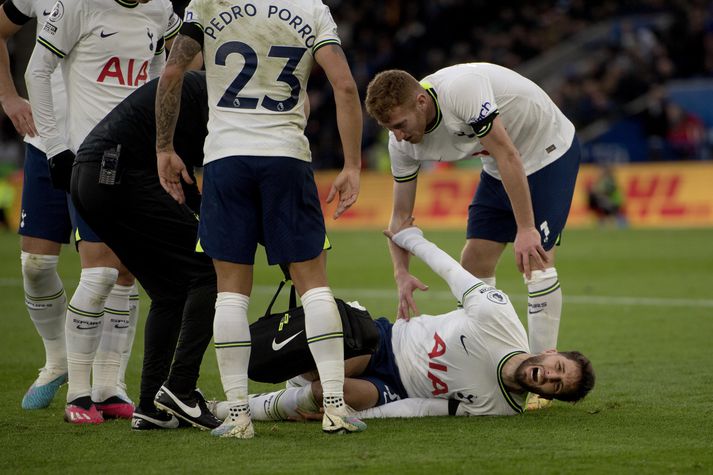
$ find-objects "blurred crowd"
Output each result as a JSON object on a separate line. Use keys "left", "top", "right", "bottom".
{"left": 311, "top": 0, "right": 713, "bottom": 168}
{"left": 1, "top": 0, "right": 712, "bottom": 171}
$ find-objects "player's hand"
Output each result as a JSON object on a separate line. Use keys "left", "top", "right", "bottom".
{"left": 395, "top": 271, "right": 428, "bottom": 320}
{"left": 326, "top": 166, "right": 360, "bottom": 219}
{"left": 157, "top": 150, "right": 193, "bottom": 204}
{"left": 1, "top": 95, "right": 37, "bottom": 138}
{"left": 383, "top": 216, "right": 416, "bottom": 241}
{"left": 47, "top": 149, "right": 75, "bottom": 192}
{"left": 514, "top": 227, "right": 548, "bottom": 279}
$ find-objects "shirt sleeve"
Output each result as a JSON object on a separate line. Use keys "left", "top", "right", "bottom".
{"left": 353, "top": 398, "right": 452, "bottom": 419}
{"left": 447, "top": 72, "right": 500, "bottom": 139}
{"left": 163, "top": 10, "right": 182, "bottom": 42}
{"left": 389, "top": 136, "right": 420, "bottom": 182}
{"left": 3, "top": 0, "right": 34, "bottom": 25}
{"left": 24, "top": 43, "right": 66, "bottom": 157}
{"left": 36, "top": 0, "right": 83, "bottom": 60}
{"left": 180, "top": 1, "right": 204, "bottom": 47}
{"left": 311, "top": 2, "right": 340, "bottom": 55}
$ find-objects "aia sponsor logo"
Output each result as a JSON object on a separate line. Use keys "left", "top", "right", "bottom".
{"left": 97, "top": 57, "right": 149, "bottom": 86}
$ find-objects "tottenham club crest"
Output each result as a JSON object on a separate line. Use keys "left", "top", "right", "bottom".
{"left": 49, "top": 1, "right": 64, "bottom": 22}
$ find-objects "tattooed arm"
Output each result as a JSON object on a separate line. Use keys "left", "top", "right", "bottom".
{"left": 155, "top": 33, "right": 201, "bottom": 203}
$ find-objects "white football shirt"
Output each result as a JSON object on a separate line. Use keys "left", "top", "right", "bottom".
{"left": 392, "top": 284, "right": 529, "bottom": 416}
{"left": 182, "top": 1, "right": 340, "bottom": 165}
{"left": 390, "top": 62, "right": 576, "bottom": 181}
{"left": 7, "top": 0, "right": 67, "bottom": 152}
{"left": 34, "top": 0, "right": 180, "bottom": 153}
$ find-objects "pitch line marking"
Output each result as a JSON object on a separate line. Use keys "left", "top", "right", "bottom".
{"left": 0, "top": 279, "right": 710, "bottom": 308}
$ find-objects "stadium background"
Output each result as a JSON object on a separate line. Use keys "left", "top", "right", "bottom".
{"left": 0, "top": 1, "right": 712, "bottom": 473}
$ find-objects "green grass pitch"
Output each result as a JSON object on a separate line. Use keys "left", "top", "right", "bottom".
{"left": 0, "top": 228, "right": 712, "bottom": 474}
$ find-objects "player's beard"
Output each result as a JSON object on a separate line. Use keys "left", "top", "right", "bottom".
{"left": 515, "top": 354, "right": 549, "bottom": 395}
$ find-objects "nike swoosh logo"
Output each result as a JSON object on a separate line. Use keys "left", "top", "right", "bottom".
{"left": 135, "top": 413, "right": 179, "bottom": 429}
{"left": 459, "top": 335, "right": 469, "bottom": 355}
{"left": 528, "top": 309, "right": 545, "bottom": 315}
{"left": 272, "top": 330, "right": 303, "bottom": 351}
{"left": 76, "top": 325, "right": 96, "bottom": 330}
{"left": 114, "top": 324, "right": 130, "bottom": 329}
{"left": 100, "top": 31, "right": 118, "bottom": 38}
{"left": 163, "top": 387, "right": 202, "bottom": 418}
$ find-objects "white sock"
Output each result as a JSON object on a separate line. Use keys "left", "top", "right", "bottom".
{"left": 253, "top": 386, "right": 318, "bottom": 421}
{"left": 392, "top": 227, "right": 481, "bottom": 302}
{"left": 302, "top": 287, "right": 345, "bottom": 415}
{"left": 92, "top": 283, "right": 132, "bottom": 402}
{"left": 65, "top": 267, "right": 118, "bottom": 402}
{"left": 214, "top": 292, "right": 251, "bottom": 403}
{"left": 21, "top": 252, "right": 68, "bottom": 379}
{"left": 213, "top": 387, "right": 318, "bottom": 421}
{"left": 117, "top": 284, "right": 139, "bottom": 399}
{"left": 525, "top": 267, "right": 562, "bottom": 353}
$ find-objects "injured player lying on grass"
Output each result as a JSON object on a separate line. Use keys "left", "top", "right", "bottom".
{"left": 211, "top": 223, "right": 595, "bottom": 421}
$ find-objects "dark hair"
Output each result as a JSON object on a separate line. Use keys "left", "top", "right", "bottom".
{"left": 555, "top": 351, "right": 595, "bottom": 403}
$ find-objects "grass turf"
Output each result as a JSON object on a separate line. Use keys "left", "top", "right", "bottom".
{"left": 0, "top": 228, "right": 712, "bottom": 474}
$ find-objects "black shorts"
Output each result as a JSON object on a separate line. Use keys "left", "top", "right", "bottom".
{"left": 70, "top": 157, "right": 215, "bottom": 301}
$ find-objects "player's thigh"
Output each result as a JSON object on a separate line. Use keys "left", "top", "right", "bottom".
{"left": 198, "top": 157, "right": 260, "bottom": 265}
{"left": 467, "top": 171, "right": 517, "bottom": 249}
{"left": 19, "top": 144, "right": 72, "bottom": 246}
{"left": 343, "top": 378, "right": 380, "bottom": 410}
{"left": 461, "top": 238, "right": 505, "bottom": 278}
{"left": 21, "top": 236, "right": 62, "bottom": 255}
{"left": 259, "top": 157, "right": 326, "bottom": 269}
{"left": 527, "top": 137, "right": 581, "bottom": 252}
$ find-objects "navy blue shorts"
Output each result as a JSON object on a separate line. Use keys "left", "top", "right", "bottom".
{"left": 19, "top": 144, "right": 72, "bottom": 243}
{"left": 68, "top": 199, "right": 102, "bottom": 243}
{"left": 199, "top": 156, "right": 326, "bottom": 265}
{"left": 356, "top": 317, "right": 409, "bottom": 407}
{"left": 467, "top": 136, "right": 581, "bottom": 251}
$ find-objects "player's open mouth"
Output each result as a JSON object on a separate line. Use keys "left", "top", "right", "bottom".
{"left": 532, "top": 367, "right": 540, "bottom": 383}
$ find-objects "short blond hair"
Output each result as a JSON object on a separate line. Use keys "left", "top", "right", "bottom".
{"left": 365, "top": 70, "right": 422, "bottom": 123}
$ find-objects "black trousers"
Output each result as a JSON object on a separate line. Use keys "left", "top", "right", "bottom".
{"left": 71, "top": 158, "right": 216, "bottom": 410}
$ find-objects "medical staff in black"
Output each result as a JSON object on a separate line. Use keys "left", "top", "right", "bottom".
{"left": 71, "top": 71, "right": 220, "bottom": 431}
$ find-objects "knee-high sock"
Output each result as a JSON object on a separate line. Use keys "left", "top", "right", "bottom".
{"left": 93, "top": 283, "right": 132, "bottom": 402}
{"left": 213, "top": 386, "right": 318, "bottom": 421}
{"left": 391, "top": 228, "right": 481, "bottom": 303}
{"left": 214, "top": 292, "right": 250, "bottom": 403}
{"left": 302, "top": 287, "right": 345, "bottom": 414}
{"left": 117, "top": 284, "right": 140, "bottom": 397}
{"left": 525, "top": 267, "right": 562, "bottom": 353}
{"left": 65, "top": 267, "right": 118, "bottom": 402}
{"left": 21, "top": 252, "right": 67, "bottom": 377}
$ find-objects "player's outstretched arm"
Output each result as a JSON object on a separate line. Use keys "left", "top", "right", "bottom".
{"left": 314, "top": 44, "right": 361, "bottom": 219}
{"left": 0, "top": 6, "right": 35, "bottom": 137}
{"left": 388, "top": 182, "right": 428, "bottom": 320}
{"left": 387, "top": 223, "right": 481, "bottom": 305}
{"left": 353, "top": 398, "right": 451, "bottom": 419}
{"left": 155, "top": 34, "right": 199, "bottom": 204}
{"left": 479, "top": 117, "right": 548, "bottom": 278}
